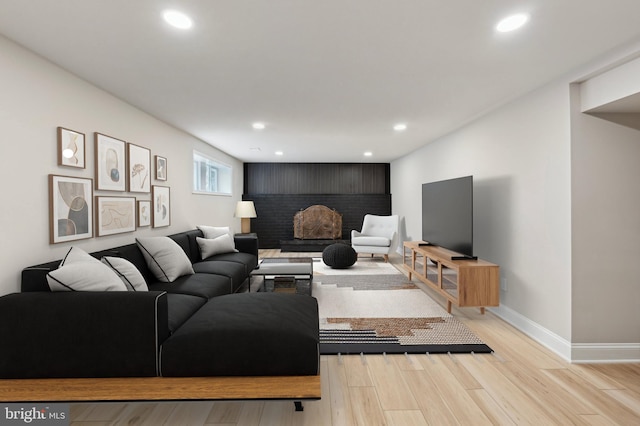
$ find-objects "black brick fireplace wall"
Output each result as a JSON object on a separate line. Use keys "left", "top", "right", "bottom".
{"left": 243, "top": 194, "right": 391, "bottom": 248}
{"left": 243, "top": 163, "right": 391, "bottom": 249}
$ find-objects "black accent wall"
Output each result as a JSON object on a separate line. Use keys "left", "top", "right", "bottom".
{"left": 244, "top": 163, "right": 391, "bottom": 248}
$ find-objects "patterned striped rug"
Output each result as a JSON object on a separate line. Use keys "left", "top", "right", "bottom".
{"left": 313, "top": 258, "right": 492, "bottom": 355}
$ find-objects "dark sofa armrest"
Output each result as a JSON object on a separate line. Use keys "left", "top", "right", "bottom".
{"left": 0, "top": 291, "right": 168, "bottom": 379}
{"left": 234, "top": 234, "right": 258, "bottom": 258}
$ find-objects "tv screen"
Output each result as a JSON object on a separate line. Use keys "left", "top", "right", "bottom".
{"left": 421, "top": 176, "right": 474, "bottom": 258}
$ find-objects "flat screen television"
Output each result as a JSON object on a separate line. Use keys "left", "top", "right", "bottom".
{"left": 421, "top": 175, "right": 475, "bottom": 259}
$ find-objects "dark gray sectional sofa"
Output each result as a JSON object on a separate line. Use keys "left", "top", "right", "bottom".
{"left": 0, "top": 229, "right": 320, "bottom": 384}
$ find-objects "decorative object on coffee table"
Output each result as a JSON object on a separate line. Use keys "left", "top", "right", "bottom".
{"left": 322, "top": 243, "right": 357, "bottom": 269}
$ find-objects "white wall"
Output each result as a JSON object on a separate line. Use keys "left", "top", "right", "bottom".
{"left": 571, "top": 85, "right": 640, "bottom": 346}
{"left": 392, "top": 43, "right": 640, "bottom": 361}
{"left": 0, "top": 35, "right": 243, "bottom": 296}
{"left": 391, "top": 81, "right": 574, "bottom": 344}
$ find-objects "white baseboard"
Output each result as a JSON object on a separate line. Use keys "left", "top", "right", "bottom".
{"left": 489, "top": 305, "right": 640, "bottom": 363}
{"left": 570, "top": 343, "right": 640, "bottom": 364}
{"left": 488, "top": 305, "right": 572, "bottom": 362}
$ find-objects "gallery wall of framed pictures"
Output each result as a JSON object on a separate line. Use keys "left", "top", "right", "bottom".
{"left": 50, "top": 126, "right": 171, "bottom": 244}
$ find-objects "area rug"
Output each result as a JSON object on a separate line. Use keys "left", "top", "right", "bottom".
{"left": 313, "top": 258, "right": 492, "bottom": 355}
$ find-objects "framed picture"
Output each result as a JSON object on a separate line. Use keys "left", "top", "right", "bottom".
{"left": 57, "top": 127, "right": 86, "bottom": 168}
{"left": 96, "top": 196, "right": 136, "bottom": 236}
{"left": 49, "top": 174, "right": 93, "bottom": 244}
{"left": 127, "top": 143, "right": 151, "bottom": 193}
{"left": 137, "top": 200, "right": 151, "bottom": 227}
{"left": 95, "top": 133, "right": 126, "bottom": 191}
{"left": 152, "top": 185, "right": 170, "bottom": 228}
{"left": 155, "top": 155, "right": 167, "bottom": 181}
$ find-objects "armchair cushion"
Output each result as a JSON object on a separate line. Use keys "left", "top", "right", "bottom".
{"left": 351, "top": 235, "right": 391, "bottom": 247}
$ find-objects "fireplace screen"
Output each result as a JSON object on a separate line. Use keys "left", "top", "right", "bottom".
{"left": 293, "top": 205, "right": 342, "bottom": 240}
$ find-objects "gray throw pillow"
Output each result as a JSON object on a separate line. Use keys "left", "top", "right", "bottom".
{"left": 101, "top": 257, "right": 149, "bottom": 291}
{"left": 136, "top": 237, "right": 194, "bottom": 283}
{"left": 47, "top": 247, "right": 127, "bottom": 292}
{"left": 196, "top": 235, "right": 238, "bottom": 259}
{"left": 197, "top": 225, "right": 232, "bottom": 239}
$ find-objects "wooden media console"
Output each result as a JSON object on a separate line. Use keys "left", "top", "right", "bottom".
{"left": 403, "top": 241, "right": 499, "bottom": 314}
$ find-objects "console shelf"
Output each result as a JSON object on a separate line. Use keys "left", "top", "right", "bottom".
{"left": 403, "top": 241, "right": 499, "bottom": 314}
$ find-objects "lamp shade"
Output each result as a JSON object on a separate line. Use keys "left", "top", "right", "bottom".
{"left": 235, "top": 201, "right": 257, "bottom": 234}
{"left": 234, "top": 201, "right": 257, "bottom": 218}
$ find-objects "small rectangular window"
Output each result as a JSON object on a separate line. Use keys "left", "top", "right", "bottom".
{"left": 193, "top": 151, "right": 232, "bottom": 195}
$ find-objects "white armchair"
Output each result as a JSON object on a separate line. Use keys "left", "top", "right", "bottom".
{"left": 351, "top": 214, "right": 399, "bottom": 262}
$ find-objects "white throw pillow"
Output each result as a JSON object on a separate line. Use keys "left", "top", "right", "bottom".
{"left": 197, "top": 225, "right": 232, "bottom": 240}
{"left": 101, "top": 257, "right": 149, "bottom": 291}
{"left": 136, "top": 237, "right": 194, "bottom": 283}
{"left": 47, "top": 247, "right": 127, "bottom": 292}
{"left": 197, "top": 235, "right": 238, "bottom": 259}
{"left": 60, "top": 246, "right": 98, "bottom": 266}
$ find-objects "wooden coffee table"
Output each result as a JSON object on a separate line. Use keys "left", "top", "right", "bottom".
{"left": 249, "top": 258, "right": 314, "bottom": 295}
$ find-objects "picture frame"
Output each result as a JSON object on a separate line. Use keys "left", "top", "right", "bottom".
{"left": 155, "top": 155, "right": 167, "bottom": 181}
{"left": 127, "top": 143, "right": 151, "bottom": 193}
{"left": 95, "top": 196, "right": 136, "bottom": 236}
{"left": 137, "top": 200, "right": 151, "bottom": 227}
{"left": 152, "top": 185, "right": 170, "bottom": 228}
{"left": 57, "top": 127, "right": 86, "bottom": 168}
{"left": 49, "top": 174, "right": 93, "bottom": 244}
{"left": 95, "top": 133, "right": 127, "bottom": 191}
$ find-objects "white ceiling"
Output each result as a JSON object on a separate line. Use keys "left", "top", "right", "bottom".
{"left": 1, "top": 0, "right": 640, "bottom": 163}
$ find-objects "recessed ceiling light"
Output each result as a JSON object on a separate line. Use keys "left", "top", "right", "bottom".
{"left": 496, "top": 14, "right": 528, "bottom": 32}
{"left": 252, "top": 122, "right": 266, "bottom": 130}
{"left": 364, "top": 151, "right": 373, "bottom": 157}
{"left": 163, "top": 10, "right": 193, "bottom": 29}
{"left": 275, "top": 151, "right": 284, "bottom": 156}
{"left": 393, "top": 123, "right": 407, "bottom": 131}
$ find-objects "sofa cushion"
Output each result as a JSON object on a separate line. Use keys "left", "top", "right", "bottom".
{"left": 196, "top": 235, "right": 237, "bottom": 259}
{"left": 202, "top": 252, "right": 258, "bottom": 275}
{"left": 101, "top": 257, "right": 148, "bottom": 291}
{"left": 148, "top": 273, "right": 231, "bottom": 299}
{"left": 165, "top": 293, "right": 207, "bottom": 334}
{"left": 46, "top": 247, "right": 127, "bottom": 292}
{"left": 136, "top": 237, "right": 194, "bottom": 282}
{"left": 192, "top": 260, "right": 246, "bottom": 293}
{"left": 160, "top": 293, "right": 320, "bottom": 377}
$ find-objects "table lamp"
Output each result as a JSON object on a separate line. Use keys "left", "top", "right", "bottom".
{"left": 235, "top": 201, "right": 257, "bottom": 234}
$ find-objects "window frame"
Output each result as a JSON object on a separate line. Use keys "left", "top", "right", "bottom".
{"left": 192, "top": 150, "right": 233, "bottom": 196}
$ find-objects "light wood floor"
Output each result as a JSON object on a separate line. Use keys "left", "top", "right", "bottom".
{"left": 69, "top": 251, "right": 640, "bottom": 425}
